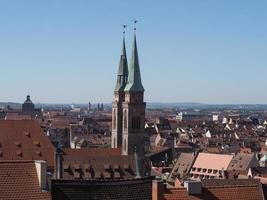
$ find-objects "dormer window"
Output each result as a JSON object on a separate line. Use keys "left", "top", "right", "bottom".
{"left": 35, "top": 151, "right": 42, "bottom": 156}
{"left": 16, "top": 151, "right": 22, "bottom": 157}
{"left": 34, "top": 141, "right": 40, "bottom": 147}
{"left": 14, "top": 142, "right": 21, "bottom": 147}
{"left": 24, "top": 132, "right": 31, "bottom": 137}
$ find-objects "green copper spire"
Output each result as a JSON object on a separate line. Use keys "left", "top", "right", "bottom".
{"left": 124, "top": 34, "right": 144, "bottom": 92}
{"left": 114, "top": 36, "right": 128, "bottom": 92}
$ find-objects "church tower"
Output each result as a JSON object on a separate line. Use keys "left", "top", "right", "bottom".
{"left": 122, "top": 33, "right": 146, "bottom": 157}
{"left": 111, "top": 36, "right": 128, "bottom": 148}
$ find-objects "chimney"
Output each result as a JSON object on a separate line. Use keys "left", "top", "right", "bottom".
{"left": 184, "top": 181, "right": 202, "bottom": 195}
{"left": 152, "top": 180, "right": 164, "bottom": 200}
{"left": 35, "top": 160, "right": 47, "bottom": 191}
{"left": 54, "top": 147, "right": 63, "bottom": 179}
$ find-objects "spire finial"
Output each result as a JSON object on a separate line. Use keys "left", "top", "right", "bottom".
{"left": 121, "top": 25, "right": 127, "bottom": 56}
{"left": 122, "top": 24, "right": 127, "bottom": 36}
{"left": 134, "top": 20, "right": 138, "bottom": 32}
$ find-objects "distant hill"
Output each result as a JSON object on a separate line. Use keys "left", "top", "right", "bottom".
{"left": 1, "top": 101, "right": 267, "bottom": 111}
{"left": 0, "top": 102, "right": 21, "bottom": 109}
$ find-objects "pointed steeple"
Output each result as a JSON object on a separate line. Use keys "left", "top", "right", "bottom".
{"left": 124, "top": 33, "right": 144, "bottom": 92}
{"left": 114, "top": 36, "right": 128, "bottom": 92}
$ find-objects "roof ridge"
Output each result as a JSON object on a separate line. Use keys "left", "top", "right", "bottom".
{"left": 0, "top": 160, "right": 35, "bottom": 163}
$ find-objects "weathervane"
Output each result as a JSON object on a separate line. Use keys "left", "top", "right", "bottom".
{"left": 122, "top": 24, "right": 127, "bottom": 35}
{"left": 134, "top": 20, "right": 138, "bottom": 31}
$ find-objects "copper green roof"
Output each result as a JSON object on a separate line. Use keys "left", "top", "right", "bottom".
{"left": 114, "top": 37, "right": 128, "bottom": 92}
{"left": 124, "top": 34, "right": 144, "bottom": 92}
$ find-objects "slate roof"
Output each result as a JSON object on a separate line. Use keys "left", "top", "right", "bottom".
{"left": 0, "top": 160, "right": 51, "bottom": 200}
{"left": 52, "top": 177, "right": 153, "bottom": 200}
{"left": 0, "top": 120, "right": 55, "bottom": 167}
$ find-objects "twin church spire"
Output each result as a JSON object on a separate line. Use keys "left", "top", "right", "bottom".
{"left": 114, "top": 32, "right": 144, "bottom": 93}
{"left": 112, "top": 28, "right": 146, "bottom": 160}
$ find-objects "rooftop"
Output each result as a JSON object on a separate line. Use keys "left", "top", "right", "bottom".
{"left": 0, "top": 120, "right": 55, "bottom": 166}
{"left": 0, "top": 160, "right": 50, "bottom": 200}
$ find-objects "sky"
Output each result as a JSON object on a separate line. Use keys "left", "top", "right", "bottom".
{"left": 0, "top": 0, "right": 266, "bottom": 104}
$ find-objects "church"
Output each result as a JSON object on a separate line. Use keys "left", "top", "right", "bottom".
{"left": 111, "top": 31, "right": 146, "bottom": 159}
{"left": 50, "top": 32, "right": 152, "bottom": 199}
{"left": 52, "top": 31, "right": 148, "bottom": 183}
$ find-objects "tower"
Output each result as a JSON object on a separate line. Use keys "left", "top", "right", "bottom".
{"left": 111, "top": 35, "right": 128, "bottom": 148}
{"left": 22, "top": 95, "right": 35, "bottom": 112}
{"left": 88, "top": 102, "right": 91, "bottom": 111}
{"left": 122, "top": 33, "right": 146, "bottom": 157}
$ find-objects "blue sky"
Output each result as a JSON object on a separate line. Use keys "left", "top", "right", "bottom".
{"left": 0, "top": 0, "right": 266, "bottom": 104}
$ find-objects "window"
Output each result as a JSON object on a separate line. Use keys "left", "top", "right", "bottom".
{"left": 112, "top": 109, "right": 116, "bottom": 129}
{"left": 113, "top": 138, "right": 116, "bottom": 148}
{"left": 132, "top": 117, "right": 141, "bottom": 129}
{"left": 123, "top": 110, "right": 127, "bottom": 129}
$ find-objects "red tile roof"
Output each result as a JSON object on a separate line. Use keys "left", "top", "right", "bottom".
{"left": 61, "top": 148, "right": 139, "bottom": 180}
{"left": 5, "top": 113, "right": 32, "bottom": 120}
{"left": 0, "top": 160, "right": 51, "bottom": 200}
{"left": 164, "top": 179, "right": 265, "bottom": 200}
{"left": 63, "top": 148, "right": 122, "bottom": 157}
{"left": 0, "top": 120, "right": 55, "bottom": 167}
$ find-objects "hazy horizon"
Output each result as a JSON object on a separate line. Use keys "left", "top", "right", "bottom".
{"left": 0, "top": 1, "right": 266, "bottom": 104}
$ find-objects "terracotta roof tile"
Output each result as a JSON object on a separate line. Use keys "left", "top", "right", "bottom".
{"left": 164, "top": 179, "right": 265, "bottom": 200}
{"left": 0, "top": 160, "right": 51, "bottom": 200}
{"left": 63, "top": 148, "right": 122, "bottom": 157}
{"left": 0, "top": 120, "right": 55, "bottom": 167}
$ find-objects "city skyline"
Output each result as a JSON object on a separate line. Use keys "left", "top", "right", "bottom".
{"left": 0, "top": 0, "right": 266, "bottom": 104}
